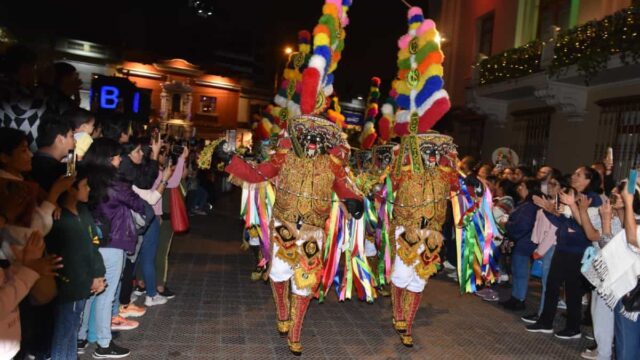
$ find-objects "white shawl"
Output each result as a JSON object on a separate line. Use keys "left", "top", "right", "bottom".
{"left": 583, "top": 228, "right": 640, "bottom": 321}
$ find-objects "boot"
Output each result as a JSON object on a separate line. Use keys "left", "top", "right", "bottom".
{"left": 401, "top": 290, "right": 423, "bottom": 347}
{"left": 288, "top": 294, "right": 312, "bottom": 356}
{"left": 391, "top": 283, "right": 407, "bottom": 333}
{"left": 270, "top": 280, "right": 290, "bottom": 335}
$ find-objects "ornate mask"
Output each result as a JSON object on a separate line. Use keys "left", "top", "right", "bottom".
{"left": 288, "top": 115, "right": 345, "bottom": 159}
{"left": 373, "top": 143, "right": 397, "bottom": 170}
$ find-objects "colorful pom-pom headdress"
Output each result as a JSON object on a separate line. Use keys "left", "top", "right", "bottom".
{"left": 300, "top": 0, "right": 353, "bottom": 122}
{"left": 391, "top": 6, "right": 452, "bottom": 175}
{"left": 274, "top": 30, "right": 312, "bottom": 123}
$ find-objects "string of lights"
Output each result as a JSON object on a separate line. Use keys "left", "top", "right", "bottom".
{"left": 477, "top": 40, "right": 543, "bottom": 86}
{"left": 477, "top": 5, "right": 640, "bottom": 86}
{"left": 189, "top": 0, "right": 214, "bottom": 18}
{"left": 549, "top": 6, "right": 640, "bottom": 84}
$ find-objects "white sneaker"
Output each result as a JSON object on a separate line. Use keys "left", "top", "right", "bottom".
{"left": 145, "top": 294, "right": 168, "bottom": 306}
{"left": 443, "top": 261, "right": 455, "bottom": 270}
{"left": 499, "top": 274, "right": 510, "bottom": 283}
{"left": 558, "top": 299, "right": 567, "bottom": 310}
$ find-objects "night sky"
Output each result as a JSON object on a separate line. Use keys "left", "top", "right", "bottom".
{"left": 1, "top": 0, "right": 438, "bottom": 99}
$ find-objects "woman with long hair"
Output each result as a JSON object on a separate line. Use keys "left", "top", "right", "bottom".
{"left": 499, "top": 179, "right": 542, "bottom": 310}
{"left": 527, "top": 166, "right": 603, "bottom": 339}
{"left": 78, "top": 138, "right": 147, "bottom": 358}
{"left": 522, "top": 168, "right": 565, "bottom": 323}
{"left": 120, "top": 136, "right": 174, "bottom": 309}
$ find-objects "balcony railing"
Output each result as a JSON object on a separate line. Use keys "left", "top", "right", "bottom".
{"left": 476, "top": 6, "right": 640, "bottom": 86}
{"left": 477, "top": 40, "right": 542, "bottom": 85}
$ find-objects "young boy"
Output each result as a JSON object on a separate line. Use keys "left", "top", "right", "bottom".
{"left": 46, "top": 166, "right": 106, "bottom": 360}
{"left": 63, "top": 108, "right": 95, "bottom": 160}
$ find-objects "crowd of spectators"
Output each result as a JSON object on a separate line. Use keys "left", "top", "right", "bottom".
{"left": 0, "top": 44, "right": 216, "bottom": 359}
{"left": 439, "top": 156, "right": 640, "bottom": 360}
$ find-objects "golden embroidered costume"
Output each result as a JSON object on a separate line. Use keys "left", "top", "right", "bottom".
{"left": 226, "top": 115, "right": 362, "bottom": 355}
{"left": 382, "top": 6, "right": 457, "bottom": 347}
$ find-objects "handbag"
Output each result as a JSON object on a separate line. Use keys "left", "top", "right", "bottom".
{"left": 622, "top": 278, "right": 640, "bottom": 312}
{"left": 169, "top": 186, "right": 189, "bottom": 233}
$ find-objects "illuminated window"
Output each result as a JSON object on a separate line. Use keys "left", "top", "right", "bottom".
{"left": 200, "top": 95, "right": 217, "bottom": 113}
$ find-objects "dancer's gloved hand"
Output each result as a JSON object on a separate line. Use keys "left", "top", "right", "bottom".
{"left": 240, "top": 239, "right": 250, "bottom": 251}
{"left": 345, "top": 199, "right": 364, "bottom": 220}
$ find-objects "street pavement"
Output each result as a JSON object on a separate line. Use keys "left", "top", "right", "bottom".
{"left": 80, "top": 189, "right": 592, "bottom": 359}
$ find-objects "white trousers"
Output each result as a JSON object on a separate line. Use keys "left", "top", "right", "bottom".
{"left": 390, "top": 225, "right": 427, "bottom": 293}
{"left": 268, "top": 219, "right": 323, "bottom": 297}
{"left": 592, "top": 290, "right": 614, "bottom": 360}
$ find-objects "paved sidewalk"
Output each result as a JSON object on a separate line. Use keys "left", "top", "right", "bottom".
{"left": 80, "top": 190, "right": 592, "bottom": 359}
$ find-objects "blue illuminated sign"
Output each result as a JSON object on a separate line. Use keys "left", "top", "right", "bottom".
{"left": 100, "top": 86, "right": 120, "bottom": 109}
{"left": 91, "top": 75, "right": 150, "bottom": 120}
{"left": 133, "top": 92, "right": 140, "bottom": 113}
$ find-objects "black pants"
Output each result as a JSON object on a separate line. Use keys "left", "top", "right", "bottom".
{"left": 18, "top": 300, "right": 53, "bottom": 359}
{"left": 539, "top": 250, "right": 587, "bottom": 331}
{"left": 120, "top": 258, "right": 135, "bottom": 305}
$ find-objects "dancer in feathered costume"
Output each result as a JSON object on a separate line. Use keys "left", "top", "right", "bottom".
{"left": 383, "top": 6, "right": 459, "bottom": 347}
{"left": 225, "top": 0, "right": 361, "bottom": 355}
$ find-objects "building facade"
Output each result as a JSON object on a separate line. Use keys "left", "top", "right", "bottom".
{"left": 439, "top": 0, "right": 639, "bottom": 175}
{"left": 53, "top": 38, "right": 271, "bottom": 142}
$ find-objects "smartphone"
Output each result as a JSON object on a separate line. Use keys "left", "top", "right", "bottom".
{"left": 66, "top": 150, "right": 76, "bottom": 177}
{"left": 555, "top": 193, "right": 560, "bottom": 211}
{"left": 153, "top": 129, "right": 160, "bottom": 144}
{"left": 628, "top": 169, "right": 637, "bottom": 195}
{"left": 606, "top": 147, "right": 613, "bottom": 163}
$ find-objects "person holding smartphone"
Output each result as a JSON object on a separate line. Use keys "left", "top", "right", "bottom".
{"left": 527, "top": 166, "right": 603, "bottom": 340}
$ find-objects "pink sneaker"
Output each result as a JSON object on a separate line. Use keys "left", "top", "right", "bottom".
{"left": 111, "top": 316, "right": 139, "bottom": 331}
{"left": 119, "top": 304, "right": 146, "bottom": 318}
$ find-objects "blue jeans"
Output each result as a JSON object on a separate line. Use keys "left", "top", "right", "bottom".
{"left": 511, "top": 253, "right": 531, "bottom": 301}
{"left": 137, "top": 216, "right": 160, "bottom": 297}
{"left": 51, "top": 299, "right": 86, "bottom": 360}
{"left": 615, "top": 300, "right": 640, "bottom": 360}
{"left": 538, "top": 245, "right": 555, "bottom": 315}
{"left": 79, "top": 248, "right": 125, "bottom": 348}
{"left": 187, "top": 186, "right": 208, "bottom": 212}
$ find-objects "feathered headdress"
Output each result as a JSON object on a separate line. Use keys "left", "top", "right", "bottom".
{"left": 300, "top": 0, "right": 353, "bottom": 121}
{"left": 273, "top": 30, "right": 312, "bottom": 121}
{"left": 358, "top": 77, "right": 380, "bottom": 150}
{"left": 391, "top": 6, "right": 451, "bottom": 174}
{"left": 392, "top": 7, "right": 450, "bottom": 135}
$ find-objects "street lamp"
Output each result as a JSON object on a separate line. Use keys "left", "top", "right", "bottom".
{"left": 274, "top": 46, "right": 293, "bottom": 94}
